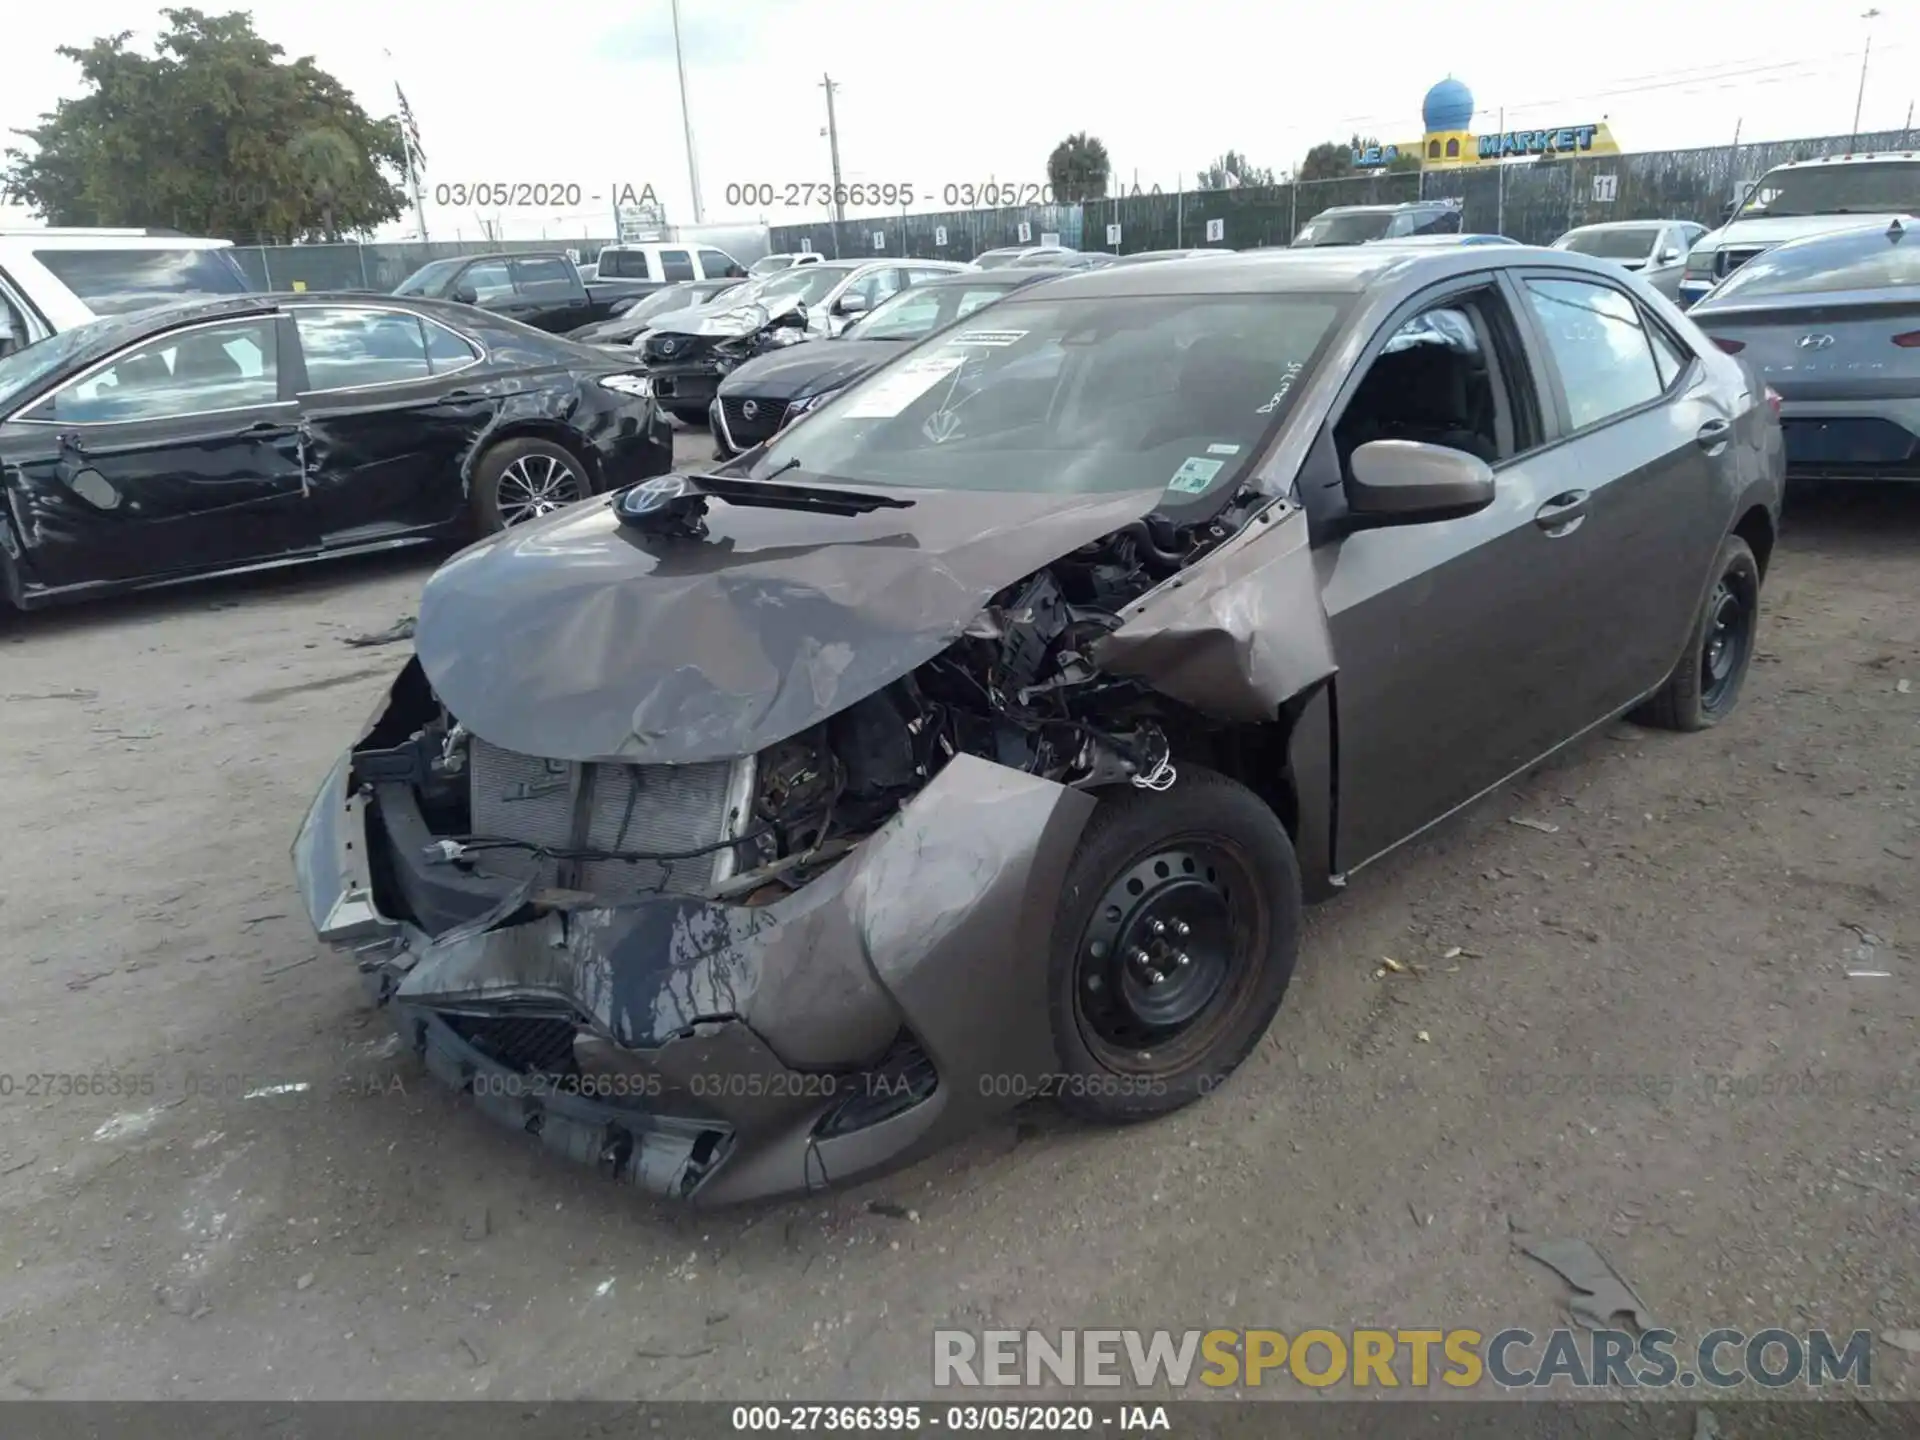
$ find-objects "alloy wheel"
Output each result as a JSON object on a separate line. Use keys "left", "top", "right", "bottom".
{"left": 494, "top": 453, "right": 585, "bottom": 526}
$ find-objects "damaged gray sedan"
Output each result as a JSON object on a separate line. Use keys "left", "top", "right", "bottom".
{"left": 294, "top": 247, "right": 1783, "bottom": 1204}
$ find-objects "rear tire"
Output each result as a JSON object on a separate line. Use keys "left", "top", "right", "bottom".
{"left": 469, "top": 438, "right": 591, "bottom": 534}
{"left": 1633, "top": 534, "right": 1760, "bottom": 732}
{"left": 1045, "top": 766, "right": 1301, "bottom": 1123}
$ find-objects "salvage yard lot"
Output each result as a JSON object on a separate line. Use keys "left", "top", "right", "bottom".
{"left": 0, "top": 449, "right": 1914, "bottom": 1398}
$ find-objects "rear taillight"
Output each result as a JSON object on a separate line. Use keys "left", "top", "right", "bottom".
{"left": 1764, "top": 385, "right": 1782, "bottom": 418}
{"left": 1892, "top": 330, "right": 1920, "bottom": 347}
{"left": 1712, "top": 337, "right": 1746, "bottom": 353}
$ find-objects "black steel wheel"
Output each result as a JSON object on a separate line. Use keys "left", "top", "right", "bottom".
{"left": 1634, "top": 534, "right": 1761, "bottom": 732}
{"left": 1046, "top": 766, "right": 1301, "bottom": 1122}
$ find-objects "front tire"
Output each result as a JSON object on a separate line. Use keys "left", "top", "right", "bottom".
{"left": 1046, "top": 766, "right": 1301, "bottom": 1123}
{"left": 1633, "top": 534, "right": 1760, "bottom": 732}
{"left": 469, "top": 438, "right": 591, "bottom": 533}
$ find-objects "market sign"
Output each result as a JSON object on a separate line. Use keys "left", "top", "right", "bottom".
{"left": 1477, "top": 123, "right": 1619, "bottom": 161}
{"left": 1351, "top": 143, "right": 1407, "bottom": 169}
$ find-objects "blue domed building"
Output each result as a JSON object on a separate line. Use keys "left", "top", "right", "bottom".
{"left": 1422, "top": 77, "right": 1476, "bottom": 165}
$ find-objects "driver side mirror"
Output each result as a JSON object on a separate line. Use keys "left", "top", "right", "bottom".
{"left": 1658, "top": 247, "right": 1682, "bottom": 265}
{"left": 1346, "top": 440, "right": 1495, "bottom": 525}
{"left": 836, "top": 292, "right": 869, "bottom": 315}
{"left": 450, "top": 283, "right": 479, "bottom": 306}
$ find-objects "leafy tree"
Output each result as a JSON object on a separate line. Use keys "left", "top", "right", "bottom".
{"left": 1047, "top": 132, "right": 1110, "bottom": 203}
{"left": 1296, "top": 139, "right": 1355, "bottom": 183}
{"left": 4, "top": 8, "right": 407, "bottom": 243}
{"left": 1198, "top": 150, "right": 1276, "bottom": 190}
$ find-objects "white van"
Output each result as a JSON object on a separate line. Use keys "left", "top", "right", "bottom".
{"left": 0, "top": 230, "right": 254, "bottom": 354}
{"left": 594, "top": 242, "right": 747, "bottom": 284}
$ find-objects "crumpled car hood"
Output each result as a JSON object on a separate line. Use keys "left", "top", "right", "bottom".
{"left": 414, "top": 481, "right": 1170, "bottom": 764}
{"left": 718, "top": 339, "right": 909, "bottom": 401}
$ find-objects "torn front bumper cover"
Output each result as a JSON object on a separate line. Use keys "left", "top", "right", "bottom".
{"left": 292, "top": 736, "right": 1093, "bottom": 1205}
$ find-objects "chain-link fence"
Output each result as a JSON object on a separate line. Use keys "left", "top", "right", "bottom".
{"left": 767, "top": 126, "right": 1919, "bottom": 260}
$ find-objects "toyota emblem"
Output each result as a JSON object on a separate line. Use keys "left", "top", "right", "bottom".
{"left": 1796, "top": 333, "right": 1836, "bottom": 350}
{"left": 658, "top": 338, "right": 678, "bottom": 356}
{"left": 742, "top": 400, "right": 759, "bottom": 420}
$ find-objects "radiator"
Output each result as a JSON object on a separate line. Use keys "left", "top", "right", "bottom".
{"left": 466, "top": 737, "right": 752, "bottom": 898}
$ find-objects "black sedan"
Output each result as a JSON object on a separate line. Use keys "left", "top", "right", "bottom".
{"left": 0, "top": 293, "right": 671, "bottom": 611}
{"left": 297, "top": 246, "right": 1781, "bottom": 1204}
{"left": 710, "top": 267, "right": 1070, "bottom": 455}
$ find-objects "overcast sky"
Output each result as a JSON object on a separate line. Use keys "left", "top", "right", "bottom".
{"left": 5, "top": 0, "right": 1919, "bottom": 241}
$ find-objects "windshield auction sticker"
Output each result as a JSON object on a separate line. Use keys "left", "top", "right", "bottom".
{"left": 843, "top": 356, "right": 965, "bottom": 417}
{"left": 944, "top": 329, "right": 1028, "bottom": 348}
{"left": 1168, "top": 457, "right": 1226, "bottom": 494}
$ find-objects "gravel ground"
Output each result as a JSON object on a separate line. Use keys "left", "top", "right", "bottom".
{"left": 0, "top": 440, "right": 1915, "bottom": 1401}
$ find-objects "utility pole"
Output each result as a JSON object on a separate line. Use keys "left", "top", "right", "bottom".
{"left": 821, "top": 74, "right": 846, "bottom": 227}
{"left": 1851, "top": 8, "right": 1881, "bottom": 146}
{"left": 669, "top": 0, "right": 703, "bottom": 223}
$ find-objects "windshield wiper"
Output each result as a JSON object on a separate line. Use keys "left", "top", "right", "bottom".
{"left": 760, "top": 456, "right": 802, "bottom": 481}
{"left": 699, "top": 473, "right": 913, "bottom": 516}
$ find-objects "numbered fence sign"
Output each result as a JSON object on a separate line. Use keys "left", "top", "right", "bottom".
{"left": 1106, "top": 223, "right": 1122, "bottom": 246}
{"left": 1592, "top": 173, "right": 1619, "bottom": 203}
{"left": 1205, "top": 217, "right": 1225, "bottom": 243}
{"left": 1017, "top": 222, "right": 1032, "bottom": 243}
{"left": 872, "top": 231, "right": 886, "bottom": 251}
{"left": 934, "top": 226, "right": 949, "bottom": 247}
{"left": 801, "top": 236, "right": 812, "bottom": 252}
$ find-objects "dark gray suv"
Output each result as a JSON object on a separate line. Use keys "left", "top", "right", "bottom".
{"left": 1293, "top": 200, "right": 1463, "bottom": 247}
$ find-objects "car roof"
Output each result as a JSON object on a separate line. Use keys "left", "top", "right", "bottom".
{"left": 1027, "top": 243, "right": 1612, "bottom": 298}
{"left": 1312, "top": 201, "right": 1451, "bottom": 217}
{"left": 0, "top": 231, "right": 233, "bottom": 249}
{"left": 1769, "top": 150, "right": 1920, "bottom": 170}
{"left": 1563, "top": 220, "right": 1670, "bottom": 233}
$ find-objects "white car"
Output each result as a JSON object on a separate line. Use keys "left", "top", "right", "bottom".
{"left": 0, "top": 229, "right": 253, "bottom": 354}
{"left": 1552, "top": 220, "right": 1704, "bottom": 302}
{"left": 748, "top": 251, "right": 827, "bottom": 276}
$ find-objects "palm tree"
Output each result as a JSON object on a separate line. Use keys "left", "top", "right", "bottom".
{"left": 289, "top": 125, "right": 360, "bottom": 241}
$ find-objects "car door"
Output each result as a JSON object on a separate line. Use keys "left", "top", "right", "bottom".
{"left": 502, "top": 257, "right": 589, "bottom": 333}
{"left": 290, "top": 304, "right": 497, "bottom": 543}
{"left": 1313, "top": 276, "right": 1629, "bottom": 870}
{"left": 0, "top": 313, "right": 308, "bottom": 589}
{"left": 1510, "top": 268, "right": 1730, "bottom": 700}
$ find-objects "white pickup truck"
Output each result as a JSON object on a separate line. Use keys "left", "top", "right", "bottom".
{"left": 0, "top": 229, "right": 254, "bottom": 355}
{"left": 1678, "top": 151, "right": 1920, "bottom": 308}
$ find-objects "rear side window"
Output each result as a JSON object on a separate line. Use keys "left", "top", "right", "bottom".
{"left": 33, "top": 248, "right": 251, "bottom": 316}
{"left": 512, "top": 257, "right": 576, "bottom": 292}
{"left": 1523, "top": 277, "right": 1665, "bottom": 430}
{"left": 1647, "top": 322, "right": 1691, "bottom": 390}
{"left": 294, "top": 307, "right": 432, "bottom": 391}
{"left": 39, "top": 317, "right": 279, "bottom": 422}
{"left": 424, "top": 319, "right": 482, "bottom": 374}
{"left": 658, "top": 249, "right": 696, "bottom": 282}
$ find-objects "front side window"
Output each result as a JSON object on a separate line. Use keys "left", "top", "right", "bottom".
{"left": 394, "top": 258, "right": 464, "bottom": 296}
{"left": 844, "top": 267, "right": 904, "bottom": 309}
{"left": 752, "top": 292, "right": 1347, "bottom": 501}
{"left": 38, "top": 317, "right": 279, "bottom": 422}
{"left": 33, "top": 247, "right": 252, "bottom": 317}
{"left": 658, "top": 249, "right": 696, "bottom": 282}
{"left": 1523, "top": 277, "right": 1664, "bottom": 430}
{"left": 1738, "top": 160, "right": 1920, "bottom": 219}
{"left": 512, "top": 257, "right": 575, "bottom": 292}
{"left": 1709, "top": 226, "right": 1920, "bottom": 301}
{"left": 1337, "top": 300, "right": 1512, "bottom": 470}
{"left": 460, "top": 261, "right": 513, "bottom": 302}
{"left": 295, "top": 307, "right": 432, "bottom": 391}
{"left": 698, "top": 249, "right": 736, "bottom": 277}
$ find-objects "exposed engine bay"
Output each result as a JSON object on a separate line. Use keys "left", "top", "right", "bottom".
{"left": 358, "top": 490, "right": 1273, "bottom": 917}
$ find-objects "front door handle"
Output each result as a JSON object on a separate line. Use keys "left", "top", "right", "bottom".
{"left": 1534, "top": 489, "right": 1589, "bottom": 535}
{"left": 1696, "top": 417, "right": 1733, "bottom": 454}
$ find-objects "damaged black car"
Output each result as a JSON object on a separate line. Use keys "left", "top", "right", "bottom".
{"left": 294, "top": 248, "right": 1783, "bottom": 1204}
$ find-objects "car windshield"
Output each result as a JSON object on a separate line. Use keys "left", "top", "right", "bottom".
{"left": 1708, "top": 225, "right": 1920, "bottom": 301}
{"left": 1738, "top": 161, "right": 1920, "bottom": 218}
{"left": 969, "top": 250, "right": 1027, "bottom": 269}
{"left": 845, "top": 282, "right": 1024, "bottom": 341}
{"left": 751, "top": 292, "right": 1347, "bottom": 500}
{"left": 393, "top": 258, "right": 465, "bottom": 296}
{"left": 0, "top": 316, "right": 127, "bottom": 411}
{"left": 33, "top": 247, "right": 253, "bottom": 316}
{"left": 1557, "top": 228, "right": 1661, "bottom": 259}
{"left": 749, "top": 255, "right": 797, "bottom": 275}
{"left": 752, "top": 266, "right": 852, "bottom": 308}
{"left": 1293, "top": 211, "right": 1395, "bottom": 246}
{"left": 625, "top": 284, "right": 705, "bottom": 323}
